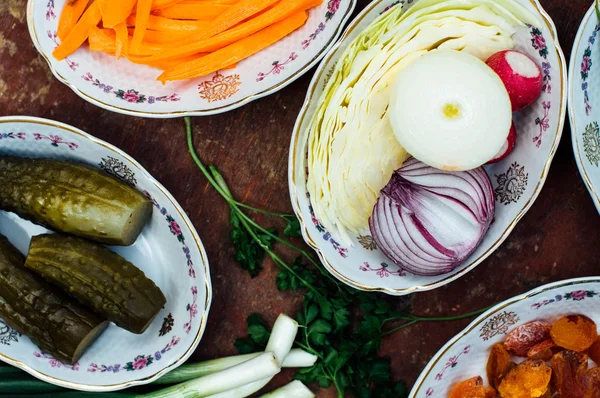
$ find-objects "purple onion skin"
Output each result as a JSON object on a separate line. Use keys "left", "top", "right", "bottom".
{"left": 369, "top": 158, "right": 495, "bottom": 276}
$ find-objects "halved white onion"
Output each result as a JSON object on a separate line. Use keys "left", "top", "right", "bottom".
{"left": 389, "top": 50, "right": 512, "bottom": 171}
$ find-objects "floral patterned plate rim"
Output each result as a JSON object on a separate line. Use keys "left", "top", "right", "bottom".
{"left": 569, "top": 3, "right": 600, "bottom": 214}
{"left": 0, "top": 116, "right": 212, "bottom": 392}
{"left": 409, "top": 277, "right": 600, "bottom": 397}
{"left": 26, "top": 0, "right": 356, "bottom": 118}
{"left": 288, "top": 0, "right": 567, "bottom": 295}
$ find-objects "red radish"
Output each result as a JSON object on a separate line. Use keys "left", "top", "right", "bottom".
{"left": 486, "top": 50, "right": 543, "bottom": 112}
{"left": 487, "top": 123, "right": 517, "bottom": 164}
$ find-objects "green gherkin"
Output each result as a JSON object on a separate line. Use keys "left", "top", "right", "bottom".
{"left": 0, "top": 234, "right": 108, "bottom": 364}
{"left": 26, "top": 234, "right": 167, "bottom": 334}
{"left": 0, "top": 157, "right": 152, "bottom": 246}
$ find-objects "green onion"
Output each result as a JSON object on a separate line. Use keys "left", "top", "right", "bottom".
{"left": 281, "top": 349, "right": 317, "bottom": 368}
{"left": 2, "top": 392, "right": 136, "bottom": 398}
{"left": 265, "top": 314, "right": 298, "bottom": 366}
{"left": 0, "top": 366, "right": 22, "bottom": 374}
{"left": 145, "top": 353, "right": 280, "bottom": 398}
{"left": 152, "top": 354, "right": 259, "bottom": 385}
{"left": 153, "top": 348, "right": 316, "bottom": 386}
{"left": 0, "top": 374, "right": 67, "bottom": 394}
{"left": 206, "top": 314, "right": 299, "bottom": 398}
{"left": 205, "top": 379, "right": 271, "bottom": 398}
{"left": 259, "top": 381, "right": 314, "bottom": 398}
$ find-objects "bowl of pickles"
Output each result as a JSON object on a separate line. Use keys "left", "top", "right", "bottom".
{"left": 0, "top": 116, "right": 212, "bottom": 391}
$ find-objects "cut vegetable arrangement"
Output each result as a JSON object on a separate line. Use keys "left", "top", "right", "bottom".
{"left": 305, "top": 0, "right": 545, "bottom": 277}
{"left": 52, "top": 0, "right": 323, "bottom": 81}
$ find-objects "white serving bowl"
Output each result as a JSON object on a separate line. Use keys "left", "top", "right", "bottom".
{"left": 0, "top": 116, "right": 211, "bottom": 391}
{"left": 409, "top": 277, "right": 600, "bottom": 396}
{"left": 27, "top": 0, "right": 356, "bottom": 117}
{"left": 289, "top": 0, "right": 567, "bottom": 295}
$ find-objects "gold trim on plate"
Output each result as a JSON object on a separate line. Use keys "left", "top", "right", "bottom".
{"left": 0, "top": 116, "right": 212, "bottom": 392}
{"left": 26, "top": 0, "right": 357, "bottom": 118}
{"left": 288, "top": 0, "right": 568, "bottom": 295}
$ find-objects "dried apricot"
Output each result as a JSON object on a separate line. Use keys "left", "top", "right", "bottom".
{"left": 449, "top": 376, "right": 496, "bottom": 398}
{"left": 504, "top": 321, "right": 551, "bottom": 357}
{"left": 497, "top": 359, "right": 551, "bottom": 398}
{"left": 587, "top": 335, "right": 600, "bottom": 365}
{"left": 550, "top": 315, "right": 597, "bottom": 352}
{"left": 551, "top": 350, "right": 588, "bottom": 397}
{"left": 527, "top": 339, "right": 555, "bottom": 361}
{"left": 582, "top": 367, "right": 600, "bottom": 397}
{"left": 487, "top": 343, "right": 512, "bottom": 389}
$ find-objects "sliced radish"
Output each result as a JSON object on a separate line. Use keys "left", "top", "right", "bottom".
{"left": 389, "top": 50, "right": 512, "bottom": 171}
{"left": 486, "top": 50, "right": 543, "bottom": 111}
{"left": 486, "top": 123, "right": 517, "bottom": 164}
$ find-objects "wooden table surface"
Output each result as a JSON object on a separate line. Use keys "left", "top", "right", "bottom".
{"left": 0, "top": 0, "right": 598, "bottom": 396}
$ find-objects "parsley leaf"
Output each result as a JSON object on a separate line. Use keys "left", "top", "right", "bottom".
{"left": 185, "top": 117, "right": 490, "bottom": 398}
{"left": 283, "top": 216, "right": 302, "bottom": 238}
{"left": 234, "top": 314, "right": 270, "bottom": 353}
{"left": 229, "top": 210, "right": 276, "bottom": 277}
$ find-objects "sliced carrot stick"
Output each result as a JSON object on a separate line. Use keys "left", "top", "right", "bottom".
{"left": 88, "top": 26, "right": 117, "bottom": 53}
{"left": 153, "top": 4, "right": 230, "bottom": 20}
{"left": 131, "top": 0, "right": 152, "bottom": 51}
{"left": 126, "top": 14, "right": 209, "bottom": 32}
{"left": 113, "top": 22, "right": 129, "bottom": 58}
{"left": 151, "top": 0, "right": 185, "bottom": 10}
{"left": 158, "top": 11, "right": 307, "bottom": 82}
{"left": 89, "top": 27, "right": 164, "bottom": 55}
{"left": 100, "top": 0, "right": 137, "bottom": 28}
{"left": 57, "top": 0, "right": 90, "bottom": 41}
{"left": 197, "top": 0, "right": 280, "bottom": 40}
{"left": 179, "top": 0, "right": 239, "bottom": 5}
{"left": 143, "top": 0, "right": 320, "bottom": 62}
{"left": 53, "top": 1, "right": 102, "bottom": 60}
{"left": 127, "top": 28, "right": 195, "bottom": 43}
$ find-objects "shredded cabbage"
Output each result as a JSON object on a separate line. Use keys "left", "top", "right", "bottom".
{"left": 306, "top": 0, "right": 540, "bottom": 244}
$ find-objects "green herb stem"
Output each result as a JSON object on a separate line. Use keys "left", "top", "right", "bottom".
{"left": 233, "top": 202, "right": 295, "bottom": 220}
{"left": 381, "top": 320, "right": 420, "bottom": 337}
{"left": 185, "top": 117, "right": 490, "bottom": 398}
{"left": 208, "top": 165, "right": 335, "bottom": 283}
{"left": 187, "top": 118, "right": 334, "bottom": 297}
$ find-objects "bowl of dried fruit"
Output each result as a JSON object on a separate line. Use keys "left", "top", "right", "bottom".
{"left": 409, "top": 277, "right": 600, "bottom": 397}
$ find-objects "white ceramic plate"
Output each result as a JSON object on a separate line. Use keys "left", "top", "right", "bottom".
{"left": 26, "top": 0, "right": 356, "bottom": 117}
{"left": 289, "top": 0, "right": 567, "bottom": 296}
{"left": 570, "top": 3, "right": 600, "bottom": 213}
{"left": 409, "top": 277, "right": 600, "bottom": 396}
{"left": 0, "top": 116, "right": 211, "bottom": 391}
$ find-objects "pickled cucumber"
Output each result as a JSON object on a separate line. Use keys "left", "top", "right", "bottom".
{"left": 0, "top": 157, "right": 152, "bottom": 246}
{"left": 26, "top": 234, "right": 167, "bottom": 334}
{"left": 0, "top": 234, "right": 108, "bottom": 364}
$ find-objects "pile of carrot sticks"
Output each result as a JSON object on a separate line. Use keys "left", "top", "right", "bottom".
{"left": 53, "top": 0, "right": 321, "bottom": 82}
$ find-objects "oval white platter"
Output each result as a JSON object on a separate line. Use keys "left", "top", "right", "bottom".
{"left": 289, "top": 0, "right": 567, "bottom": 295}
{"left": 409, "top": 277, "right": 600, "bottom": 396}
{"left": 27, "top": 0, "right": 356, "bottom": 117}
{"left": 570, "top": 2, "right": 600, "bottom": 215}
{"left": 0, "top": 116, "right": 212, "bottom": 391}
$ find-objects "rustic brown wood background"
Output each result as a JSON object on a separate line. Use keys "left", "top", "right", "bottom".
{"left": 0, "top": 0, "right": 597, "bottom": 396}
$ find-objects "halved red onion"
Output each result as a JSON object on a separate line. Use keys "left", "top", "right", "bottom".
{"left": 368, "top": 158, "right": 495, "bottom": 276}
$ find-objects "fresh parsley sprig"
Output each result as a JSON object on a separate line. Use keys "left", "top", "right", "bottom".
{"left": 185, "top": 117, "right": 490, "bottom": 398}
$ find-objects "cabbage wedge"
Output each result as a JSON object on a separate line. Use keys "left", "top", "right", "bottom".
{"left": 306, "top": 0, "right": 540, "bottom": 244}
